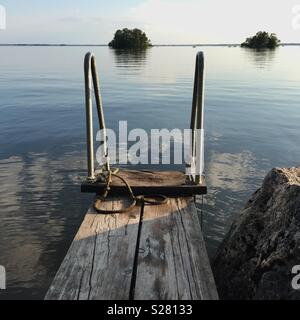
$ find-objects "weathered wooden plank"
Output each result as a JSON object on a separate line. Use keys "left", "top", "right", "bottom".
{"left": 45, "top": 195, "right": 218, "bottom": 300}
{"left": 45, "top": 197, "right": 141, "bottom": 300}
{"left": 81, "top": 170, "right": 207, "bottom": 196}
{"left": 134, "top": 197, "right": 218, "bottom": 300}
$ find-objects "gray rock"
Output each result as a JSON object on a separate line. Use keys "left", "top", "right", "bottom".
{"left": 212, "top": 167, "right": 300, "bottom": 300}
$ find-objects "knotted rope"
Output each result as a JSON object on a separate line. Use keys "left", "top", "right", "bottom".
{"left": 93, "top": 166, "right": 168, "bottom": 214}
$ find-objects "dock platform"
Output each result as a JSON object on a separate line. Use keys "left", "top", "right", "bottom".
{"left": 45, "top": 195, "right": 218, "bottom": 300}
{"left": 81, "top": 169, "right": 207, "bottom": 196}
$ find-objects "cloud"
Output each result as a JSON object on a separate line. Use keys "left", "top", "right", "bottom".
{"left": 0, "top": 0, "right": 298, "bottom": 43}
{"left": 126, "top": 0, "right": 208, "bottom": 43}
{"left": 123, "top": 0, "right": 298, "bottom": 43}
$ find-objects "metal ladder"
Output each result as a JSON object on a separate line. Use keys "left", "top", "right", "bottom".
{"left": 83, "top": 51, "right": 205, "bottom": 184}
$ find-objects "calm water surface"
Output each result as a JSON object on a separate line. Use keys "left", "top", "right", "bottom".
{"left": 0, "top": 46, "right": 300, "bottom": 299}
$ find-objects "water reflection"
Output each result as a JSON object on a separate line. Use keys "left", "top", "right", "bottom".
{"left": 0, "top": 152, "right": 91, "bottom": 299}
{"left": 206, "top": 151, "right": 262, "bottom": 192}
{"left": 110, "top": 48, "right": 149, "bottom": 71}
{"left": 241, "top": 48, "right": 277, "bottom": 68}
{"left": 199, "top": 150, "right": 267, "bottom": 256}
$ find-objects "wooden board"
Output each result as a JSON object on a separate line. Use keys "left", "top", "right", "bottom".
{"left": 134, "top": 197, "right": 218, "bottom": 300}
{"left": 45, "top": 196, "right": 218, "bottom": 300}
{"left": 45, "top": 198, "right": 141, "bottom": 300}
{"left": 81, "top": 170, "right": 207, "bottom": 196}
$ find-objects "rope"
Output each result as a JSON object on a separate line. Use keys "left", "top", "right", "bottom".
{"left": 93, "top": 166, "right": 168, "bottom": 214}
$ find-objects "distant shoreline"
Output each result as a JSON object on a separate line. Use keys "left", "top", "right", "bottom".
{"left": 0, "top": 43, "right": 299, "bottom": 47}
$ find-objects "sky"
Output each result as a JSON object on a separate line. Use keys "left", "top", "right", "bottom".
{"left": 0, "top": 0, "right": 299, "bottom": 44}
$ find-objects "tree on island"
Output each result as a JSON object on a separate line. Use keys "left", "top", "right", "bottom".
{"left": 241, "top": 31, "right": 281, "bottom": 49}
{"left": 108, "top": 28, "right": 152, "bottom": 49}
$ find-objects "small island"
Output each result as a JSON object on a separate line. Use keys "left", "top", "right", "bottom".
{"left": 108, "top": 28, "right": 152, "bottom": 49}
{"left": 241, "top": 31, "right": 281, "bottom": 49}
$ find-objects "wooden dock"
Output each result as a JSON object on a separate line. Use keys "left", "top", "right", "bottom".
{"left": 45, "top": 192, "right": 218, "bottom": 300}
{"left": 45, "top": 52, "right": 218, "bottom": 300}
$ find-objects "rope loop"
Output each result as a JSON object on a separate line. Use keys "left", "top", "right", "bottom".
{"left": 93, "top": 167, "right": 168, "bottom": 214}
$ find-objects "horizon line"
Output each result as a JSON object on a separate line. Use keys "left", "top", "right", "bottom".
{"left": 0, "top": 43, "right": 299, "bottom": 47}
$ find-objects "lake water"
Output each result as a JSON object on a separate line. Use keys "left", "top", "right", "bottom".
{"left": 0, "top": 45, "right": 300, "bottom": 299}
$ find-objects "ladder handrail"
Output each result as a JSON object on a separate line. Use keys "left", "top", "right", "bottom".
{"left": 84, "top": 52, "right": 108, "bottom": 181}
{"left": 84, "top": 51, "right": 205, "bottom": 184}
{"left": 189, "top": 52, "right": 205, "bottom": 184}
